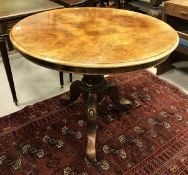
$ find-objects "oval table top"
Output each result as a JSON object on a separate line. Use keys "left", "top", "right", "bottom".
{"left": 10, "top": 8, "right": 179, "bottom": 74}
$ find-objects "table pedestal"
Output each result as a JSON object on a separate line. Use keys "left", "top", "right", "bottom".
{"left": 62, "top": 75, "right": 129, "bottom": 161}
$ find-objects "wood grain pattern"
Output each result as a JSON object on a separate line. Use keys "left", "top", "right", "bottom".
{"left": 163, "top": 0, "right": 188, "bottom": 57}
{"left": 164, "top": 0, "right": 188, "bottom": 21}
{"left": 10, "top": 8, "right": 179, "bottom": 74}
{"left": 166, "top": 0, "right": 188, "bottom": 6}
{"left": 0, "top": 0, "right": 62, "bottom": 21}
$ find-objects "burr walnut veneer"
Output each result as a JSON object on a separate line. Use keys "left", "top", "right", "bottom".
{"left": 10, "top": 8, "right": 179, "bottom": 161}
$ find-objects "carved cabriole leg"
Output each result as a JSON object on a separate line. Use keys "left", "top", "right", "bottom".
{"left": 61, "top": 80, "right": 82, "bottom": 105}
{"left": 86, "top": 92, "right": 97, "bottom": 161}
{"left": 105, "top": 85, "right": 129, "bottom": 112}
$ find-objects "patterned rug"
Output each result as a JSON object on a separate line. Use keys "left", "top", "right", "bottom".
{"left": 0, "top": 70, "right": 188, "bottom": 175}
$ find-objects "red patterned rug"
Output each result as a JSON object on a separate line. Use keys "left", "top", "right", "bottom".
{"left": 0, "top": 70, "right": 188, "bottom": 175}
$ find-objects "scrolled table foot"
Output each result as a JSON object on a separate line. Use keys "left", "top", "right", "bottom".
{"left": 61, "top": 80, "right": 82, "bottom": 105}
{"left": 109, "top": 98, "right": 132, "bottom": 111}
{"left": 86, "top": 92, "right": 97, "bottom": 161}
{"left": 106, "top": 85, "right": 131, "bottom": 112}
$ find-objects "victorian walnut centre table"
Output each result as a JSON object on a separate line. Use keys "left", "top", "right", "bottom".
{"left": 10, "top": 8, "right": 179, "bottom": 161}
